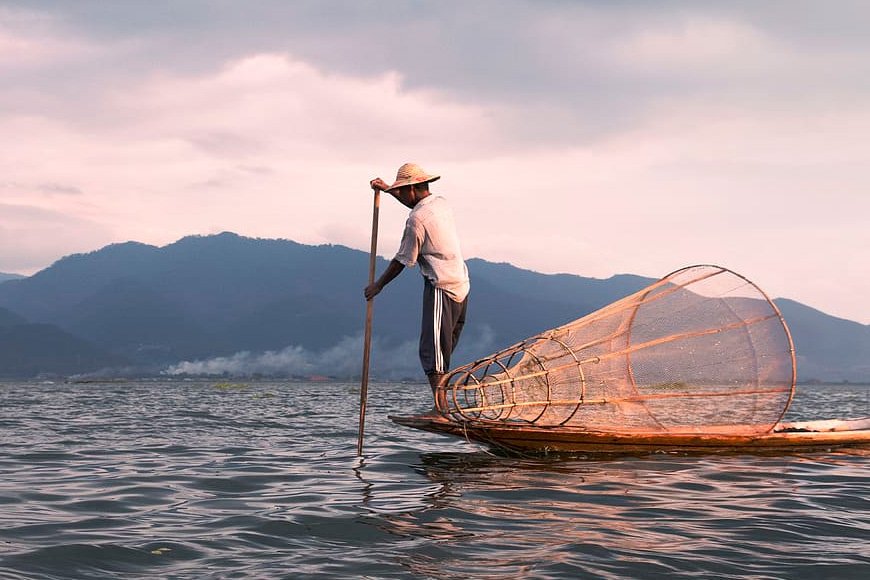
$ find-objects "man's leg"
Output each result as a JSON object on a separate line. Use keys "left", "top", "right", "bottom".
{"left": 421, "top": 282, "right": 469, "bottom": 414}
{"left": 451, "top": 295, "right": 468, "bottom": 352}
{"left": 421, "top": 280, "right": 465, "bottom": 413}
{"left": 419, "top": 280, "right": 442, "bottom": 410}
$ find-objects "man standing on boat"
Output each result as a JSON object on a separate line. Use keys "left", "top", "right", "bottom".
{"left": 365, "top": 163, "right": 470, "bottom": 411}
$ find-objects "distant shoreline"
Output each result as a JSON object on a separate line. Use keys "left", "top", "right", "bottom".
{"left": 0, "top": 377, "right": 867, "bottom": 387}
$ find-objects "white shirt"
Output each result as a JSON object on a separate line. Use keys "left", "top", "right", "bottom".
{"left": 394, "top": 195, "right": 470, "bottom": 302}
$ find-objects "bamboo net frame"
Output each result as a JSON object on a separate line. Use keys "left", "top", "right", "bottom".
{"left": 439, "top": 265, "right": 796, "bottom": 435}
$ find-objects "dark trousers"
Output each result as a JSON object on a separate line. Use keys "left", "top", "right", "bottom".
{"left": 420, "top": 279, "right": 468, "bottom": 377}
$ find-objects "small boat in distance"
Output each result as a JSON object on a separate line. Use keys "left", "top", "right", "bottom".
{"left": 392, "top": 265, "right": 870, "bottom": 454}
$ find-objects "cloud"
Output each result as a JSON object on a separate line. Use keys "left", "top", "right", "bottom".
{"left": 0, "top": 47, "right": 501, "bottom": 252}
{"left": 1, "top": 181, "right": 81, "bottom": 195}
{"left": 0, "top": 203, "right": 113, "bottom": 272}
{"left": 8, "top": 1, "right": 861, "bottom": 144}
{"left": 1, "top": 1, "right": 869, "bottom": 324}
{"left": 0, "top": 6, "right": 96, "bottom": 68}
{"left": 114, "top": 53, "right": 501, "bottom": 158}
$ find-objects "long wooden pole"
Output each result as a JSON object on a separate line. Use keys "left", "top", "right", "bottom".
{"left": 357, "top": 187, "right": 380, "bottom": 456}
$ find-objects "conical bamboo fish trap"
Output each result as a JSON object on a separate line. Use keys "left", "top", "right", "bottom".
{"left": 439, "top": 265, "right": 796, "bottom": 435}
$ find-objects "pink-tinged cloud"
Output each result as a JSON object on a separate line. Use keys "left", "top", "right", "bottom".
{"left": 0, "top": 2, "right": 868, "bottom": 324}
{"left": 0, "top": 203, "right": 113, "bottom": 273}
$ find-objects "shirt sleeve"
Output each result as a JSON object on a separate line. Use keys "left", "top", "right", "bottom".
{"left": 394, "top": 216, "right": 423, "bottom": 268}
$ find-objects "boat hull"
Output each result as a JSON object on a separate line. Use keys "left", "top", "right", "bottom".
{"left": 390, "top": 415, "right": 870, "bottom": 454}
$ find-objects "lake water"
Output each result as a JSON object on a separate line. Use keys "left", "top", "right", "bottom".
{"left": 0, "top": 380, "right": 868, "bottom": 579}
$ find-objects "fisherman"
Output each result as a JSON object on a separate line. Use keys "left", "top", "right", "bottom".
{"left": 365, "top": 163, "right": 470, "bottom": 412}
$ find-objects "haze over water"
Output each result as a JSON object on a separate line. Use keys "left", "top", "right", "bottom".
{"left": 1, "top": 380, "right": 868, "bottom": 579}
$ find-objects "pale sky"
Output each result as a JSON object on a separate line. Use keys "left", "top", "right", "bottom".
{"left": 1, "top": 1, "right": 868, "bottom": 323}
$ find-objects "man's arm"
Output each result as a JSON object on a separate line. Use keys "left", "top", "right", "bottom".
{"left": 365, "top": 259, "right": 405, "bottom": 300}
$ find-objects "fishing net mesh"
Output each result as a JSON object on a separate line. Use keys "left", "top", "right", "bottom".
{"left": 441, "top": 265, "right": 796, "bottom": 434}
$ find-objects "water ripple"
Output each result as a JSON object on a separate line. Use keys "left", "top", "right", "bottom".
{"left": 0, "top": 380, "right": 868, "bottom": 579}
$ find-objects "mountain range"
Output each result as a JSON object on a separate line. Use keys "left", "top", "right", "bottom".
{"left": 0, "top": 232, "right": 866, "bottom": 382}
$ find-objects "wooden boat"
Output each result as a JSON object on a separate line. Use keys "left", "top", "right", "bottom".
{"left": 391, "top": 266, "right": 870, "bottom": 454}
{"left": 391, "top": 414, "right": 870, "bottom": 454}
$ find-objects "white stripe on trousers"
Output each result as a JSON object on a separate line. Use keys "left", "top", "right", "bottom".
{"left": 433, "top": 287, "right": 444, "bottom": 373}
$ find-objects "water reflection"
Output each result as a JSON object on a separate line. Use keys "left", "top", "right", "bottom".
{"left": 363, "top": 448, "right": 870, "bottom": 579}
{"left": 1, "top": 380, "right": 866, "bottom": 579}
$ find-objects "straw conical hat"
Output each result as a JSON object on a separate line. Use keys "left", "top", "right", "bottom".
{"left": 386, "top": 163, "right": 440, "bottom": 191}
